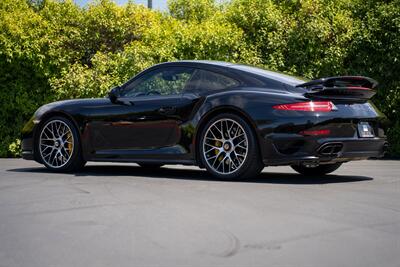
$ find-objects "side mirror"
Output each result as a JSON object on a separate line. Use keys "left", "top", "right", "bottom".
{"left": 108, "top": 86, "right": 120, "bottom": 103}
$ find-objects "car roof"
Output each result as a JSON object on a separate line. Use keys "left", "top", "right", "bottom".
{"left": 157, "top": 60, "right": 235, "bottom": 67}
{"left": 156, "top": 61, "right": 306, "bottom": 86}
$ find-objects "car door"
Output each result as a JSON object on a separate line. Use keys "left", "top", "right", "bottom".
{"left": 90, "top": 66, "right": 195, "bottom": 159}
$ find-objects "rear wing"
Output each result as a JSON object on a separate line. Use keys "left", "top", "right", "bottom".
{"left": 296, "top": 76, "right": 378, "bottom": 100}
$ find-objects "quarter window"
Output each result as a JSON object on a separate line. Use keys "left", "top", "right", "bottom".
{"left": 185, "top": 69, "right": 239, "bottom": 93}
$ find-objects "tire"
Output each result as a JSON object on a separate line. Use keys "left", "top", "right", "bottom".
{"left": 291, "top": 162, "right": 342, "bottom": 176}
{"left": 138, "top": 163, "right": 164, "bottom": 169}
{"left": 199, "top": 113, "right": 264, "bottom": 180}
{"left": 36, "top": 116, "right": 86, "bottom": 172}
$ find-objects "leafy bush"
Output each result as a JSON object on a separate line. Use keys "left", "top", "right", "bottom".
{"left": 0, "top": 0, "right": 399, "bottom": 157}
{"left": 168, "top": 0, "right": 217, "bottom": 22}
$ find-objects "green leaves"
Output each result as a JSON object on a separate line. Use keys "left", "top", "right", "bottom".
{"left": 168, "top": 0, "right": 217, "bottom": 22}
{"left": 0, "top": 0, "right": 399, "bottom": 156}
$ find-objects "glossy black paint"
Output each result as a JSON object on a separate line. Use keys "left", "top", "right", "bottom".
{"left": 22, "top": 61, "right": 388, "bottom": 167}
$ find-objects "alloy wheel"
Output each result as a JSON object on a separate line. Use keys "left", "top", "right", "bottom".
{"left": 202, "top": 118, "right": 248, "bottom": 175}
{"left": 39, "top": 119, "right": 74, "bottom": 168}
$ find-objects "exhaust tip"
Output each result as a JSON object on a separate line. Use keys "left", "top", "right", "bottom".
{"left": 318, "top": 143, "right": 343, "bottom": 156}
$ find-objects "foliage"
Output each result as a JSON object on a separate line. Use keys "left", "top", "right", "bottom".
{"left": 168, "top": 0, "right": 217, "bottom": 22}
{"left": 0, "top": 0, "right": 399, "bottom": 157}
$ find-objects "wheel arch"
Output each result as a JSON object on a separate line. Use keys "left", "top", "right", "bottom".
{"left": 194, "top": 106, "right": 262, "bottom": 167}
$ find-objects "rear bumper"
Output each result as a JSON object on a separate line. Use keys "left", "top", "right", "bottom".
{"left": 263, "top": 136, "right": 388, "bottom": 166}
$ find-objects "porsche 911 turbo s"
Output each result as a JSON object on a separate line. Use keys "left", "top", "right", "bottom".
{"left": 21, "top": 61, "right": 388, "bottom": 180}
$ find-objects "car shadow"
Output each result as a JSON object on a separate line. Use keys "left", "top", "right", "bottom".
{"left": 8, "top": 164, "right": 373, "bottom": 185}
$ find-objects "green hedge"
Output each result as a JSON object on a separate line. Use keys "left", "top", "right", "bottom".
{"left": 0, "top": 0, "right": 399, "bottom": 157}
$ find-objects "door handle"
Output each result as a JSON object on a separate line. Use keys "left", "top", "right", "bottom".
{"left": 158, "top": 106, "right": 176, "bottom": 115}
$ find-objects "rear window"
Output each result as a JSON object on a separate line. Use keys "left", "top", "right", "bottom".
{"left": 231, "top": 65, "right": 307, "bottom": 86}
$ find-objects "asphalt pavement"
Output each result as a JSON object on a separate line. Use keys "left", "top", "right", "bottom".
{"left": 0, "top": 158, "right": 399, "bottom": 267}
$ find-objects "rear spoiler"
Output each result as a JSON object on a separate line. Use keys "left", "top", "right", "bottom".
{"left": 296, "top": 76, "right": 378, "bottom": 100}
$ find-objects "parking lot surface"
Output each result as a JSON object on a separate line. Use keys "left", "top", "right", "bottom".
{"left": 0, "top": 159, "right": 399, "bottom": 267}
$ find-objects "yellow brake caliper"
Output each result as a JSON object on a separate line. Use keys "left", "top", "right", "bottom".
{"left": 215, "top": 140, "right": 223, "bottom": 161}
{"left": 67, "top": 132, "right": 73, "bottom": 155}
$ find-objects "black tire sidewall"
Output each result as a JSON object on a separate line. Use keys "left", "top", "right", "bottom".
{"left": 36, "top": 116, "right": 82, "bottom": 172}
{"left": 199, "top": 113, "right": 260, "bottom": 180}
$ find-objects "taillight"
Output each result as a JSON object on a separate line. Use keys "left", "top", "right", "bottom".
{"left": 273, "top": 101, "right": 334, "bottom": 112}
{"left": 300, "top": 129, "right": 331, "bottom": 136}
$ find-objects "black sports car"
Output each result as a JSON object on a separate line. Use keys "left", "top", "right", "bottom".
{"left": 21, "top": 61, "right": 388, "bottom": 179}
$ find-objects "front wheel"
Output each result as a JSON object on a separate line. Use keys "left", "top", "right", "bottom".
{"left": 291, "top": 162, "right": 342, "bottom": 176}
{"left": 37, "top": 116, "right": 86, "bottom": 172}
{"left": 199, "top": 113, "right": 264, "bottom": 180}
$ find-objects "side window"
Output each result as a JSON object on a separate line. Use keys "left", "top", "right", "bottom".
{"left": 121, "top": 67, "right": 194, "bottom": 97}
{"left": 185, "top": 69, "right": 239, "bottom": 93}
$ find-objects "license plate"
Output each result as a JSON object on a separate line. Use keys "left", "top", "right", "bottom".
{"left": 358, "top": 122, "right": 375, "bottom": 138}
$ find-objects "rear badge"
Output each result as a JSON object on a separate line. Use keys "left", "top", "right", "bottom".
{"left": 358, "top": 122, "right": 375, "bottom": 138}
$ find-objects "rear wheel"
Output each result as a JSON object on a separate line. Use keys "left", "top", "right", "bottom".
{"left": 199, "top": 113, "right": 264, "bottom": 180}
{"left": 37, "top": 116, "right": 86, "bottom": 172}
{"left": 291, "top": 162, "right": 342, "bottom": 176}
